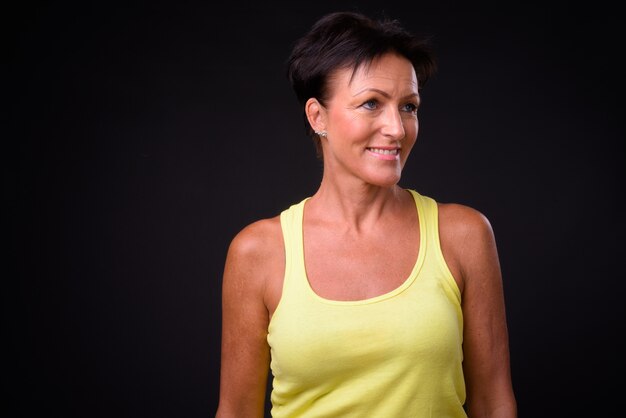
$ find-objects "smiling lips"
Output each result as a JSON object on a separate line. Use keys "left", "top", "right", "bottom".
{"left": 367, "top": 147, "right": 400, "bottom": 160}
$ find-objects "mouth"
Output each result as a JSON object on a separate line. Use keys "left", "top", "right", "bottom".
{"left": 366, "top": 147, "right": 401, "bottom": 160}
{"left": 367, "top": 147, "right": 399, "bottom": 156}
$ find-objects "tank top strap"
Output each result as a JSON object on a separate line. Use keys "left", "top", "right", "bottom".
{"left": 279, "top": 197, "right": 309, "bottom": 296}
{"left": 407, "top": 189, "right": 462, "bottom": 304}
{"left": 408, "top": 189, "right": 436, "bottom": 251}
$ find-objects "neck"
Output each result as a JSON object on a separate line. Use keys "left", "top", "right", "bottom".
{"left": 307, "top": 175, "right": 406, "bottom": 232}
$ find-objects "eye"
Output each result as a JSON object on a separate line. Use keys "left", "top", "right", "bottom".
{"left": 401, "top": 103, "right": 418, "bottom": 114}
{"left": 361, "top": 99, "right": 378, "bottom": 110}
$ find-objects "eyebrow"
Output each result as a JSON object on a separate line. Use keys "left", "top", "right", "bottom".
{"left": 352, "top": 88, "right": 419, "bottom": 101}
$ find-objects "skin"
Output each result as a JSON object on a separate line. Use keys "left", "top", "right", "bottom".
{"left": 216, "top": 53, "right": 517, "bottom": 417}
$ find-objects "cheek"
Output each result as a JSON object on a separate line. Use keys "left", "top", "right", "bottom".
{"left": 404, "top": 119, "right": 418, "bottom": 143}
{"left": 401, "top": 120, "right": 418, "bottom": 157}
{"left": 334, "top": 112, "right": 369, "bottom": 139}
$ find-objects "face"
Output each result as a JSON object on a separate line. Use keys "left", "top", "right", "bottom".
{"left": 320, "top": 52, "right": 420, "bottom": 188}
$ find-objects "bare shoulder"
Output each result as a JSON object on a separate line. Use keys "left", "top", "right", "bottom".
{"left": 223, "top": 215, "right": 285, "bottom": 316}
{"left": 437, "top": 202, "right": 499, "bottom": 292}
{"left": 437, "top": 202, "right": 495, "bottom": 239}
{"left": 229, "top": 216, "right": 283, "bottom": 255}
{"left": 226, "top": 215, "right": 284, "bottom": 271}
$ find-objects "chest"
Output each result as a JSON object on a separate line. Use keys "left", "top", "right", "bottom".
{"left": 303, "top": 225, "right": 420, "bottom": 301}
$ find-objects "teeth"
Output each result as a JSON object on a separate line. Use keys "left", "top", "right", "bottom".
{"left": 369, "top": 148, "right": 398, "bottom": 155}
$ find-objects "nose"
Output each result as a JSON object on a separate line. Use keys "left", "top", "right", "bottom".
{"left": 381, "top": 107, "right": 405, "bottom": 141}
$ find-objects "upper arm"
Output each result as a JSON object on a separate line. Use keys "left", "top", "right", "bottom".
{"left": 439, "top": 204, "right": 517, "bottom": 417}
{"left": 216, "top": 218, "right": 283, "bottom": 417}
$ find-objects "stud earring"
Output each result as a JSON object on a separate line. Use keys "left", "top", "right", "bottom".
{"left": 315, "top": 130, "right": 327, "bottom": 137}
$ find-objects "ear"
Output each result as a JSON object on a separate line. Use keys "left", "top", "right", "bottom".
{"left": 305, "top": 98, "right": 327, "bottom": 133}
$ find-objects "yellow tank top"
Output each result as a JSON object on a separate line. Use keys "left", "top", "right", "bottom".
{"left": 267, "top": 189, "right": 466, "bottom": 417}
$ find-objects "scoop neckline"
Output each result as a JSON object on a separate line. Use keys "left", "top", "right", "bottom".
{"left": 299, "top": 189, "right": 426, "bottom": 306}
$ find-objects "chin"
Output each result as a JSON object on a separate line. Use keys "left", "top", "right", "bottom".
{"left": 368, "top": 173, "right": 402, "bottom": 188}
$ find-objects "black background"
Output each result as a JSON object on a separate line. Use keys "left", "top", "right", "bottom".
{"left": 7, "top": 1, "right": 624, "bottom": 417}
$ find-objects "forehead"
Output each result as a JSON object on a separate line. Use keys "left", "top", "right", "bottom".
{"left": 329, "top": 53, "right": 418, "bottom": 94}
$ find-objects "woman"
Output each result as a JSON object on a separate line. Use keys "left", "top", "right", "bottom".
{"left": 216, "top": 11, "right": 517, "bottom": 417}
